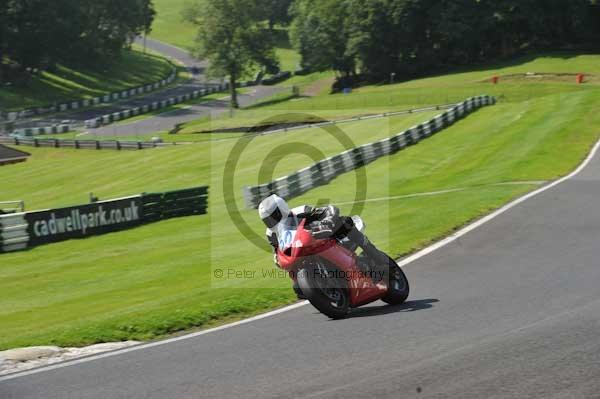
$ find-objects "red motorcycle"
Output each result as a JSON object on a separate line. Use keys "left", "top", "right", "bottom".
{"left": 275, "top": 215, "right": 409, "bottom": 319}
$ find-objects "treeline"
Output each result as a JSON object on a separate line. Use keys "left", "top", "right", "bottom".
{"left": 0, "top": 0, "right": 155, "bottom": 83}
{"left": 290, "top": 0, "right": 600, "bottom": 83}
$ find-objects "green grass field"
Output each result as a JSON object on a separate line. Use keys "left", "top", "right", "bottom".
{"left": 148, "top": 0, "right": 198, "bottom": 51}
{"left": 150, "top": 0, "right": 301, "bottom": 72}
{"left": 0, "top": 50, "right": 174, "bottom": 112}
{"left": 1, "top": 53, "right": 600, "bottom": 350}
{"left": 263, "top": 53, "right": 600, "bottom": 111}
{"left": 168, "top": 53, "right": 600, "bottom": 136}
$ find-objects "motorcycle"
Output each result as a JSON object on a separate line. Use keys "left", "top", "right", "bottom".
{"left": 275, "top": 215, "right": 409, "bottom": 319}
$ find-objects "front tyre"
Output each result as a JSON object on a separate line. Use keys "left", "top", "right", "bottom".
{"left": 297, "top": 263, "right": 350, "bottom": 319}
{"left": 381, "top": 257, "right": 410, "bottom": 305}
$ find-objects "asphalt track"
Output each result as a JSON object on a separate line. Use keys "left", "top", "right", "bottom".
{"left": 2, "top": 136, "right": 600, "bottom": 398}
{"left": 15, "top": 38, "right": 283, "bottom": 135}
{"left": 135, "top": 37, "right": 207, "bottom": 75}
{"left": 86, "top": 38, "right": 283, "bottom": 137}
{"left": 13, "top": 38, "right": 212, "bottom": 128}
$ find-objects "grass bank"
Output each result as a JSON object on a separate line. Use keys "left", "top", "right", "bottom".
{"left": 171, "top": 53, "right": 599, "bottom": 135}
{"left": 0, "top": 50, "right": 174, "bottom": 112}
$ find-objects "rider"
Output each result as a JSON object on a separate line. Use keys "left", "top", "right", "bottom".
{"left": 258, "top": 194, "right": 389, "bottom": 298}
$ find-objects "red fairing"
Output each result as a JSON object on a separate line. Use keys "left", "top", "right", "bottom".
{"left": 318, "top": 242, "right": 386, "bottom": 307}
{"left": 276, "top": 220, "right": 316, "bottom": 272}
{"left": 276, "top": 220, "right": 387, "bottom": 307}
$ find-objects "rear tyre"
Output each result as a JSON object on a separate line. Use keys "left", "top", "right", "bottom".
{"left": 381, "top": 257, "right": 410, "bottom": 305}
{"left": 297, "top": 262, "right": 350, "bottom": 320}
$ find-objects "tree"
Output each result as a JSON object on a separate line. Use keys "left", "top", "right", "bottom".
{"left": 4, "top": 0, "right": 55, "bottom": 72}
{"left": 69, "top": 0, "right": 156, "bottom": 63}
{"left": 184, "top": 0, "right": 278, "bottom": 108}
{"left": 0, "top": 0, "right": 6, "bottom": 84}
{"left": 290, "top": 0, "right": 600, "bottom": 84}
{"left": 0, "top": 0, "right": 155, "bottom": 86}
{"left": 345, "top": 0, "right": 408, "bottom": 79}
{"left": 262, "top": 0, "right": 295, "bottom": 29}
{"left": 290, "top": 0, "right": 355, "bottom": 76}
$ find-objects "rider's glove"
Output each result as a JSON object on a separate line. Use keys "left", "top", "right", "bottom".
{"left": 311, "top": 217, "right": 339, "bottom": 239}
{"left": 311, "top": 228, "right": 332, "bottom": 239}
{"left": 322, "top": 218, "right": 338, "bottom": 230}
{"left": 273, "top": 253, "right": 281, "bottom": 268}
{"left": 311, "top": 224, "right": 334, "bottom": 239}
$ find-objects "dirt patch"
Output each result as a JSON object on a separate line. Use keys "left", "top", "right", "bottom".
{"left": 303, "top": 76, "right": 336, "bottom": 97}
{"left": 193, "top": 119, "right": 330, "bottom": 135}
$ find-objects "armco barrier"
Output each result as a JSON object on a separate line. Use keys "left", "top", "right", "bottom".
{"left": 6, "top": 79, "right": 256, "bottom": 136}
{"left": 1, "top": 61, "right": 177, "bottom": 123}
{"left": 0, "top": 213, "right": 29, "bottom": 253}
{"left": 243, "top": 95, "right": 496, "bottom": 208}
{"left": 0, "top": 136, "right": 164, "bottom": 151}
{"left": 141, "top": 186, "right": 208, "bottom": 222}
{"left": 12, "top": 124, "right": 71, "bottom": 137}
{"left": 84, "top": 80, "right": 255, "bottom": 129}
{"left": 0, "top": 186, "right": 208, "bottom": 253}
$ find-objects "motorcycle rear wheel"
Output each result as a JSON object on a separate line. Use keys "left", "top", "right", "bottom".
{"left": 297, "top": 263, "right": 350, "bottom": 320}
{"left": 381, "top": 256, "right": 410, "bottom": 305}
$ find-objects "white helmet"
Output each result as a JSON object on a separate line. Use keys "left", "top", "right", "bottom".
{"left": 258, "top": 194, "right": 290, "bottom": 229}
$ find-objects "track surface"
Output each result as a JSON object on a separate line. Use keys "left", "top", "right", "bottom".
{"left": 87, "top": 38, "right": 283, "bottom": 136}
{"left": 3, "top": 141, "right": 600, "bottom": 397}
{"left": 15, "top": 38, "right": 283, "bottom": 135}
{"left": 136, "top": 38, "right": 207, "bottom": 75}
{"left": 13, "top": 38, "right": 211, "bottom": 129}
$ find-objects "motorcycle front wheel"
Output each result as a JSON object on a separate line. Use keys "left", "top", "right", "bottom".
{"left": 297, "top": 262, "right": 350, "bottom": 319}
{"left": 381, "top": 256, "right": 410, "bottom": 305}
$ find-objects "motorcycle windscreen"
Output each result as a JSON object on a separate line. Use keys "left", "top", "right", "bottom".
{"left": 275, "top": 215, "right": 299, "bottom": 251}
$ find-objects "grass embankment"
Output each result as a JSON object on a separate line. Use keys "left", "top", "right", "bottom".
{"left": 0, "top": 50, "right": 174, "bottom": 112}
{"left": 267, "top": 53, "right": 600, "bottom": 110}
{"left": 150, "top": 0, "right": 301, "bottom": 72}
{"left": 127, "top": 52, "right": 600, "bottom": 140}
{"left": 1, "top": 54, "right": 600, "bottom": 349}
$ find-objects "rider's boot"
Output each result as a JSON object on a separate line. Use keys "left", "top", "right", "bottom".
{"left": 347, "top": 228, "right": 389, "bottom": 282}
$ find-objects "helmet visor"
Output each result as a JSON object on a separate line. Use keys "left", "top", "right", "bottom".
{"left": 262, "top": 207, "right": 283, "bottom": 229}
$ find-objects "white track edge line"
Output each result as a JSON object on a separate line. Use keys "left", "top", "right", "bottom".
{"left": 0, "top": 301, "right": 309, "bottom": 382}
{"left": 2, "top": 138, "right": 599, "bottom": 382}
{"left": 397, "top": 138, "right": 600, "bottom": 267}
